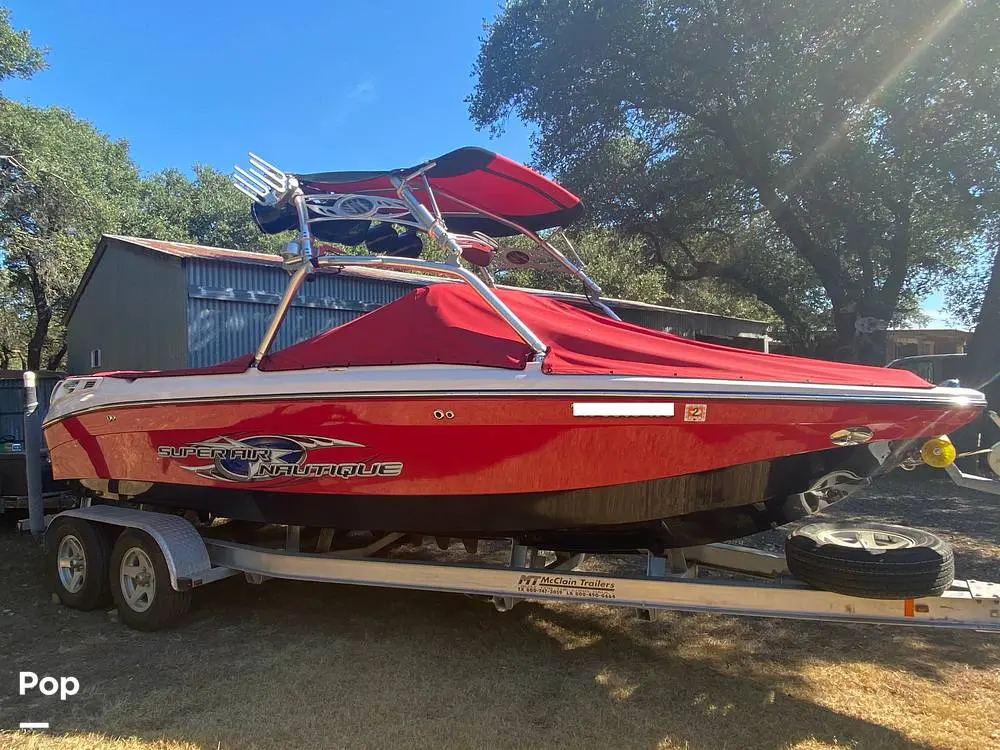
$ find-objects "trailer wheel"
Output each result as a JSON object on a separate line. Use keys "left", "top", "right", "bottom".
{"left": 47, "top": 516, "right": 112, "bottom": 611}
{"left": 785, "top": 522, "right": 954, "bottom": 599}
{"left": 109, "top": 530, "right": 191, "bottom": 631}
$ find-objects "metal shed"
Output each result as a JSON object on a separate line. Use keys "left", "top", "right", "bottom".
{"left": 0, "top": 370, "right": 66, "bottom": 504}
{"left": 65, "top": 235, "right": 769, "bottom": 374}
{"left": 0, "top": 371, "right": 61, "bottom": 445}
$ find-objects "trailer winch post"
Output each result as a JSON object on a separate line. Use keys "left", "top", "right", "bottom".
{"left": 22, "top": 371, "right": 45, "bottom": 541}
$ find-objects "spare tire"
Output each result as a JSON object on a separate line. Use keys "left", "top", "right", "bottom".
{"left": 785, "top": 522, "right": 954, "bottom": 599}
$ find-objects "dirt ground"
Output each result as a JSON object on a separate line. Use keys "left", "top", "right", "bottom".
{"left": 1, "top": 473, "right": 998, "bottom": 750}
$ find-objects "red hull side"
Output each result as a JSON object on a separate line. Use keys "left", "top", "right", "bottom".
{"left": 44, "top": 396, "right": 979, "bottom": 496}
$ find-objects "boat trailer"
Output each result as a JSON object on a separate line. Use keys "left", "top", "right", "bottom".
{"left": 36, "top": 465, "right": 1000, "bottom": 632}
{"left": 23, "top": 400, "right": 1000, "bottom": 631}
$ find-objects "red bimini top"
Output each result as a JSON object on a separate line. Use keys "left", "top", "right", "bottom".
{"left": 251, "top": 147, "right": 584, "bottom": 241}
{"left": 253, "top": 284, "right": 932, "bottom": 389}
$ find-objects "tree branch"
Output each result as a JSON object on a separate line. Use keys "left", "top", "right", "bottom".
{"left": 641, "top": 231, "right": 813, "bottom": 347}
{"left": 23, "top": 255, "right": 51, "bottom": 372}
{"left": 965, "top": 234, "right": 1000, "bottom": 391}
{"left": 879, "top": 194, "right": 913, "bottom": 311}
{"left": 706, "top": 114, "right": 852, "bottom": 308}
{"left": 712, "top": 266, "right": 814, "bottom": 349}
{"left": 45, "top": 340, "right": 66, "bottom": 371}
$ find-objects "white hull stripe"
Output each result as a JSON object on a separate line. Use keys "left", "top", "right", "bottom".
{"left": 43, "top": 364, "right": 985, "bottom": 427}
{"left": 573, "top": 402, "right": 675, "bottom": 417}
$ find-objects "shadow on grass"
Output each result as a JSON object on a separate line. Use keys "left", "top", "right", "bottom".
{"left": 2, "top": 475, "right": 998, "bottom": 750}
{"left": 4, "top": 534, "right": 997, "bottom": 750}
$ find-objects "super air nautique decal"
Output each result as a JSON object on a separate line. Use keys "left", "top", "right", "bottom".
{"left": 156, "top": 435, "right": 403, "bottom": 483}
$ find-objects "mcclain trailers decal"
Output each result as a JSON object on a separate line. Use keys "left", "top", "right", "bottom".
{"left": 156, "top": 435, "right": 402, "bottom": 483}
{"left": 515, "top": 574, "right": 617, "bottom": 601}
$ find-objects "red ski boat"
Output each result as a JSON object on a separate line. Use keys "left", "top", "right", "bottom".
{"left": 43, "top": 148, "right": 985, "bottom": 552}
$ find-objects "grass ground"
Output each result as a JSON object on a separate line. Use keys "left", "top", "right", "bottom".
{"left": 1, "top": 474, "right": 998, "bottom": 750}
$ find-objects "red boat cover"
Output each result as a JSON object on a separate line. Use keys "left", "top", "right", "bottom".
{"left": 256, "top": 284, "right": 932, "bottom": 388}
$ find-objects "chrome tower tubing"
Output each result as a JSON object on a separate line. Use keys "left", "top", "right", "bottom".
{"left": 251, "top": 263, "right": 311, "bottom": 366}
{"left": 433, "top": 189, "right": 621, "bottom": 321}
{"left": 585, "top": 291, "right": 621, "bottom": 321}
{"left": 557, "top": 229, "right": 586, "bottom": 268}
{"left": 316, "top": 255, "right": 548, "bottom": 358}
{"left": 420, "top": 173, "right": 442, "bottom": 220}
{"left": 556, "top": 230, "right": 619, "bottom": 318}
{"left": 477, "top": 263, "right": 497, "bottom": 288}
{"left": 390, "top": 175, "right": 464, "bottom": 265}
{"left": 250, "top": 186, "right": 315, "bottom": 365}
{"left": 291, "top": 190, "right": 315, "bottom": 261}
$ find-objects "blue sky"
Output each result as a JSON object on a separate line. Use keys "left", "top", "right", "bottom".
{"left": 3, "top": 1, "right": 955, "bottom": 326}
{"left": 3, "top": 0, "right": 532, "bottom": 175}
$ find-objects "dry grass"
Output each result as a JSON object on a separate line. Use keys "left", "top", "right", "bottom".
{"left": 1, "top": 474, "right": 999, "bottom": 750}
{"left": 0, "top": 736, "right": 197, "bottom": 750}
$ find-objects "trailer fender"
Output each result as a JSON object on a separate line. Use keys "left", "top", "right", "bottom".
{"left": 50, "top": 505, "right": 211, "bottom": 591}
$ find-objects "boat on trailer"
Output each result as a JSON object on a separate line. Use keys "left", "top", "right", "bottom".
{"left": 43, "top": 147, "right": 986, "bottom": 553}
{"left": 33, "top": 146, "right": 1000, "bottom": 631}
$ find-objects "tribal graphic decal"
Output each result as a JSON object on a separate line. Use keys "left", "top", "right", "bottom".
{"left": 156, "top": 435, "right": 403, "bottom": 483}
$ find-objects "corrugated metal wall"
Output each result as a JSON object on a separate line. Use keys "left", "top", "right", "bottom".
{"left": 65, "top": 239, "right": 769, "bottom": 374}
{"left": 0, "top": 373, "right": 61, "bottom": 444}
{"left": 184, "top": 257, "right": 770, "bottom": 366}
{"left": 185, "top": 260, "right": 419, "bottom": 367}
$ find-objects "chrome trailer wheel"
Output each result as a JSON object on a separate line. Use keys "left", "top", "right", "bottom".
{"left": 809, "top": 526, "right": 918, "bottom": 552}
{"left": 109, "top": 530, "right": 191, "bottom": 631}
{"left": 58, "top": 535, "right": 87, "bottom": 594}
{"left": 118, "top": 546, "right": 156, "bottom": 613}
{"left": 786, "top": 521, "right": 954, "bottom": 599}
{"left": 46, "top": 516, "right": 112, "bottom": 611}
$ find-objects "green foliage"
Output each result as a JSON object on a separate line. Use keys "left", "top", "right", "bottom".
{"left": 950, "top": 227, "right": 999, "bottom": 403}
{"left": 0, "top": 265, "right": 28, "bottom": 368}
{"left": 559, "top": 230, "right": 668, "bottom": 304}
{"left": 0, "top": 100, "right": 139, "bottom": 369}
{"left": 494, "top": 230, "right": 665, "bottom": 300}
{"left": 945, "top": 235, "right": 995, "bottom": 327}
{"left": 492, "top": 229, "right": 780, "bottom": 322}
{"left": 134, "top": 166, "right": 287, "bottom": 253}
{"left": 0, "top": 10, "right": 294, "bottom": 367}
{"left": 0, "top": 7, "right": 45, "bottom": 87}
{"left": 470, "top": 0, "right": 1000, "bottom": 360}
{"left": 4, "top": 0, "right": 997, "bottom": 371}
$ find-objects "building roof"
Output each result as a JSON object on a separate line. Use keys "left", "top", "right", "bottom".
{"left": 66, "top": 234, "right": 769, "bottom": 334}
{"left": 66, "top": 234, "right": 439, "bottom": 323}
{"left": 0, "top": 369, "right": 64, "bottom": 380}
{"left": 103, "top": 236, "right": 284, "bottom": 263}
{"left": 521, "top": 287, "right": 769, "bottom": 329}
{"left": 887, "top": 328, "right": 972, "bottom": 336}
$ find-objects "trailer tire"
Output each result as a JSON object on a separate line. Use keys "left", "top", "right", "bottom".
{"left": 47, "top": 516, "right": 112, "bottom": 611}
{"left": 785, "top": 522, "right": 954, "bottom": 599}
{"left": 109, "top": 530, "right": 191, "bottom": 631}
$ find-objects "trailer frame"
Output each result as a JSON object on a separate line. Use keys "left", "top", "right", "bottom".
{"left": 36, "top": 502, "right": 1000, "bottom": 633}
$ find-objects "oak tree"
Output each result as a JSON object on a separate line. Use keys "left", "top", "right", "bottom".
{"left": 471, "top": 0, "right": 1000, "bottom": 361}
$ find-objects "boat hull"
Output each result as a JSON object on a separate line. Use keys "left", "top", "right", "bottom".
{"left": 42, "top": 369, "right": 983, "bottom": 548}
{"left": 57, "top": 445, "right": 871, "bottom": 550}
{"left": 44, "top": 394, "right": 975, "bottom": 496}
